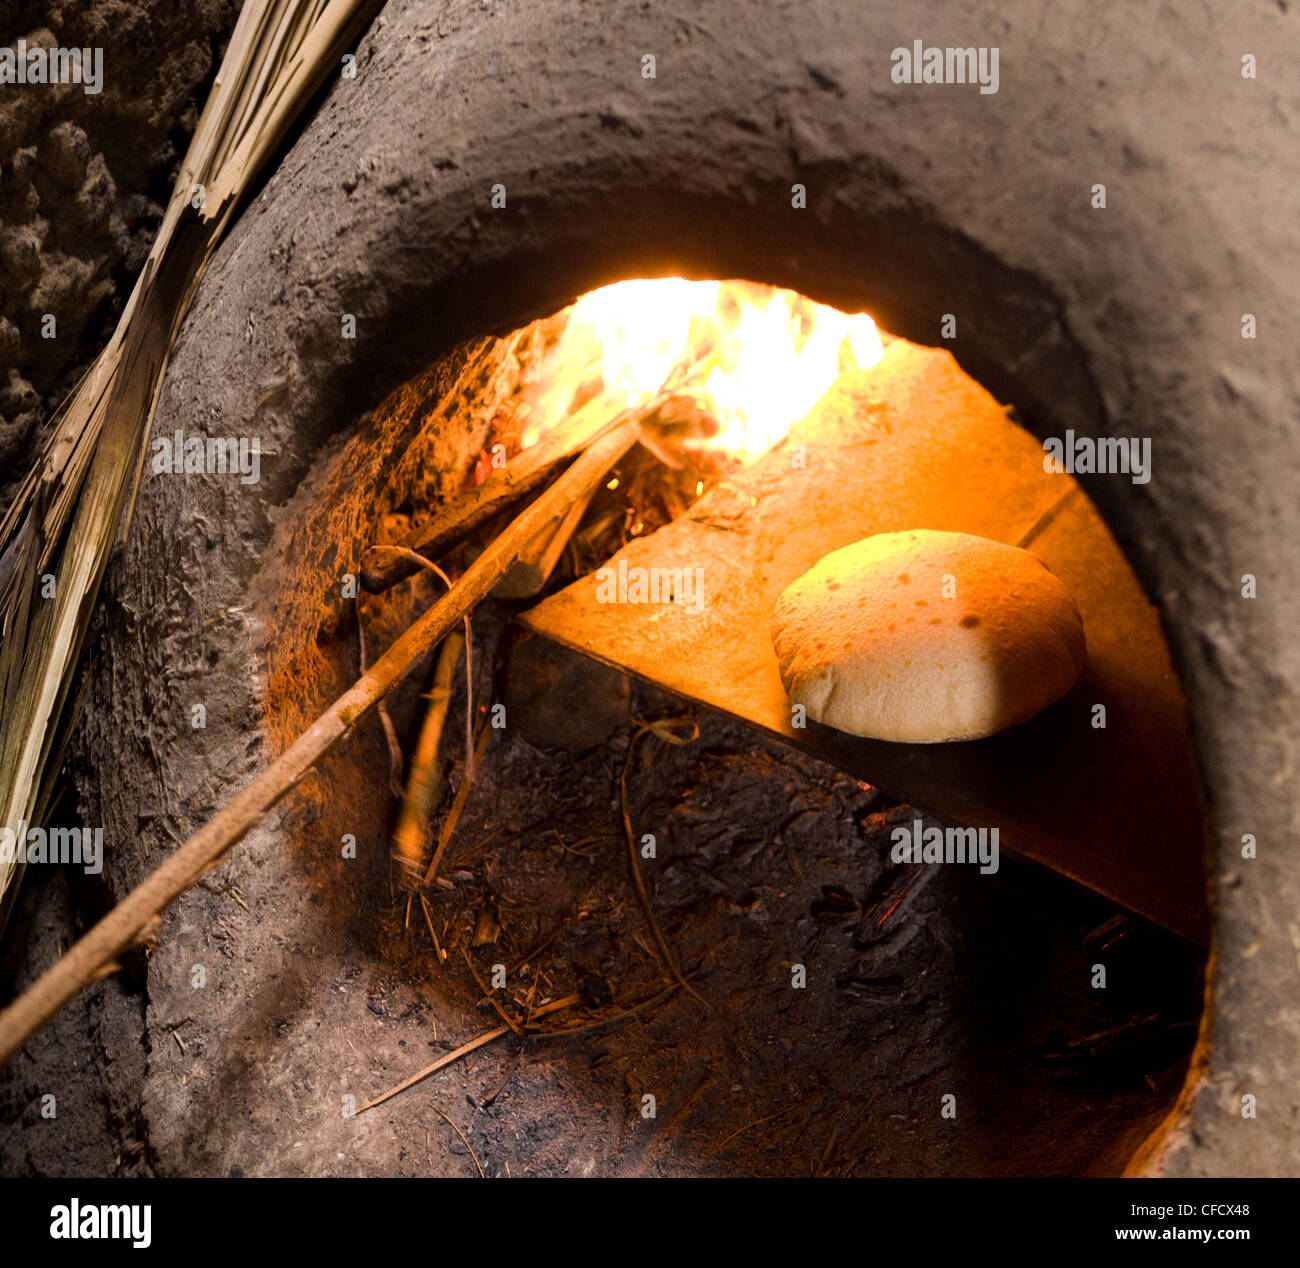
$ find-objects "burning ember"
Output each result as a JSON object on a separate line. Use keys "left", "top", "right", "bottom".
{"left": 523, "top": 278, "right": 884, "bottom": 460}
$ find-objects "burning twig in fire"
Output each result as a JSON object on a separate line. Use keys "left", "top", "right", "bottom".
{"left": 359, "top": 386, "right": 639, "bottom": 595}
{"left": 359, "top": 350, "right": 718, "bottom": 596}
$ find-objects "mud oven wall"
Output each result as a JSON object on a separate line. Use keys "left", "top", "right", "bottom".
{"left": 64, "top": 0, "right": 1299, "bottom": 1175}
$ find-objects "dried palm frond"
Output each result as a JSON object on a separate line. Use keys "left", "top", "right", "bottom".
{"left": 0, "top": 0, "right": 381, "bottom": 936}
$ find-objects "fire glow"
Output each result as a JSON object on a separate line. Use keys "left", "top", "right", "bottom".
{"left": 525, "top": 278, "right": 884, "bottom": 461}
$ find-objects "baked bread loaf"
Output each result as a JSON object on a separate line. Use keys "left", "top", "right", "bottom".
{"left": 771, "top": 529, "right": 1086, "bottom": 742}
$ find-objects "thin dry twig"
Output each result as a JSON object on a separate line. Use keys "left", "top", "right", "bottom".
{"left": 434, "top": 1107, "right": 484, "bottom": 1178}
{"left": 530, "top": 979, "right": 686, "bottom": 1041}
{"left": 524, "top": 992, "right": 583, "bottom": 1026}
{"left": 354, "top": 1025, "right": 510, "bottom": 1116}
{"left": 712, "top": 1102, "right": 801, "bottom": 1154}
{"left": 619, "top": 719, "right": 701, "bottom": 989}
{"left": 419, "top": 893, "right": 446, "bottom": 963}
{"left": 354, "top": 992, "right": 581, "bottom": 1115}
{"left": 462, "top": 946, "right": 522, "bottom": 1037}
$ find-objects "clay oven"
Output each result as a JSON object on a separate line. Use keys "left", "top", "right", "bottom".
{"left": 4, "top": 0, "right": 1297, "bottom": 1179}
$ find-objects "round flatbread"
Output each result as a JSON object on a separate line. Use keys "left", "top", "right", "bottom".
{"left": 771, "top": 529, "right": 1086, "bottom": 742}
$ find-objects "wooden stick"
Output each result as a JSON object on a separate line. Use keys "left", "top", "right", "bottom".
{"left": 492, "top": 480, "right": 600, "bottom": 600}
{"left": 391, "top": 630, "right": 464, "bottom": 877}
{"left": 0, "top": 419, "right": 642, "bottom": 1066}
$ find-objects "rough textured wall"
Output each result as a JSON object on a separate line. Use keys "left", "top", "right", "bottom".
{"left": 0, "top": 0, "right": 239, "bottom": 505}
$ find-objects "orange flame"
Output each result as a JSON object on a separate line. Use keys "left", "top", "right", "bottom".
{"left": 525, "top": 278, "right": 883, "bottom": 461}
